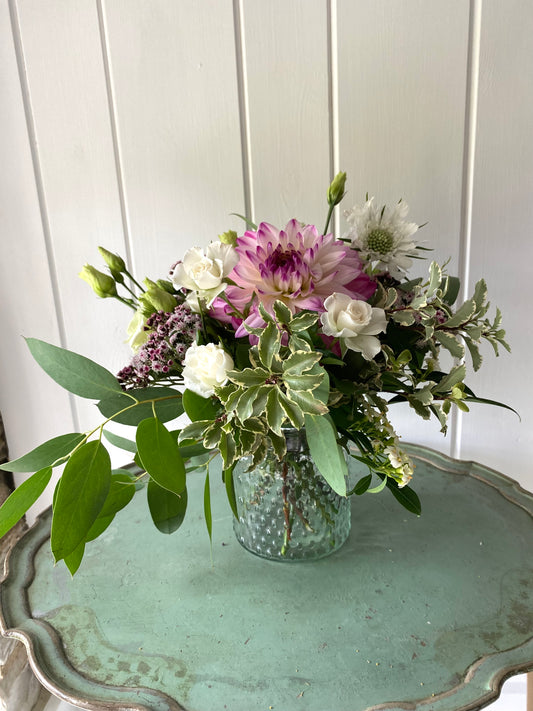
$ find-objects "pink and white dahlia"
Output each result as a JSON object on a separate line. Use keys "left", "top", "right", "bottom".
{"left": 211, "top": 220, "right": 375, "bottom": 337}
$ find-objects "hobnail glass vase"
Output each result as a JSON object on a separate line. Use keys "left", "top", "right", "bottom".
{"left": 232, "top": 428, "right": 351, "bottom": 562}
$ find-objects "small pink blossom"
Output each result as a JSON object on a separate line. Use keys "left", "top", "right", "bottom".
{"left": 210, "top": 220, "right": 375, "bottom": 337}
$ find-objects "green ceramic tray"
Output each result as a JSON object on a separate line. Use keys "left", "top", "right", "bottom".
{"left": 1, "top": 444, "right": 533, "bottom": 711}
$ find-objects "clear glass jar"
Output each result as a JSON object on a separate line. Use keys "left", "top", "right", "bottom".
{"left": 232, "top": 429, "right": 351, "bottom": 561}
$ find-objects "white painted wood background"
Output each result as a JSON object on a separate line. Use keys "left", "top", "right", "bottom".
{"left": 0, "top": 0, "right": 532, "bottom": 496}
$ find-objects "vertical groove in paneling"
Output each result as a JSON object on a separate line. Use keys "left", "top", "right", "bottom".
{"left": 96, "top": 0, "right": 135, "bottom": 275}
{"left": 103, "top": 1, "right": 245, "bottom": 272}
{"left": 233, "top": 0, "right": 255, "bottom": 224}
{"left": 451, "top": 0, "right": 483, "bottom": 459}
{"left": 7, "top": 0, "right": 79, "bottom": 432}
{"left": 460, "top": 0, "right": 533, "bottom": 487}
{"left": 327, "top": 0, "right": 339, "bottom": 236}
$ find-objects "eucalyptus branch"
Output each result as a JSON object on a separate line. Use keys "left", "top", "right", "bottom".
{"left": 59, "top": 392, "right": 184, "bottom": 465}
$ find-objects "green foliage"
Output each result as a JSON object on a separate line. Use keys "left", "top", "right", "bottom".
{"left": 0, "top": 466, "right": 53, "bottom": 538}
{"left": 351, "top": 473, "right": 372, "bottom": 495}
{"left": 304, "top": 414, "right": 347, "bottom": 496}
{"left": 386, "top": 479, "right": 421, "bottom": 516}
{"left": 103, "top": 430, "right": 137, "bottom": 453}
{"left": 183, "top": 389, "right": 219, "bottom": 422}
{"left": 99, "top": 472, "right": 136, "bottom": 518}
{"left": 203, "top": 470, "right": 213, "bottom": 544}
{"left": 26, "top": 338, "right": 123, "bottom": 400}
{"left": 223, "top": 464, "right": 238, "bottom": 519}
{"left": 98, "top": 386, "right": 183, "bottom": 425}
{"left": 180, "top": 303, "right": 328, "bottom": 476}
{"left": 0, "top": 433, "right": 85, "bottom": 473}
{"left": 440, "top": 275, "right": 460, "bottom": 305}
{"left": 434, "top": 331, "right": 464, "bottom": 359}
{"left": 147, "top": 480, "right": 188, "bottom": 534}
{"left": 64, "top": 542, "right": 86, "bottom": 576}
{"left": 51, "top": 441, "right": 111, "bottom": 563}
{"left": 136, "top": 418, "right": 186, "bottom": 495}
{"left": 63, "top": 471, "right": 137, "bottom": 573}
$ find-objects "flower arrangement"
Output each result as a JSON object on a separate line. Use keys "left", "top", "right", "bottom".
{"left": 0, "top": 173, "right": 511, "bottom": 572}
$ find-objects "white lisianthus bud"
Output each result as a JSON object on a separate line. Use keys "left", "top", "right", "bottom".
{"left": 327, "top": 171, "right": 347, "bottom": 207}
{"left": 320, "top": 293, "right": 387, "bottom": 360}
{"left": 182, "top": 342, "right": 234, "bottom": 398}
{"left": 79, "top": 264, "right": 117, "bottom": 298}
{"left": 126, "top": 308, "right": 149, "bottom": 351}
{"left": 171, "top": 242, "right": 238, "bottom": 306}
{"left": 98, "top": 246, "right": 126, "bottom": 274}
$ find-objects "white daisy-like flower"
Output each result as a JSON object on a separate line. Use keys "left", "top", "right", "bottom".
{"left": 343, "top": 197, "right": 419, "bottom": 278}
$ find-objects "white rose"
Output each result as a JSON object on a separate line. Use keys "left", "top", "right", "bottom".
{"left": 171, "top": 242, "right": 238, "bottom": 305}
{"left": 182, "top": 342, "right": 234, "bottom": 398}
{"left": 320, "top": 293, "right": 387, "bottom": 360}
{"left": 185, "top": 291, "right": 202, "bottom": 313}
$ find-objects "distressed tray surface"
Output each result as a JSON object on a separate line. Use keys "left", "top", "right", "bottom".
{"left": 2, "top": 444, "right": 533, "bottom": 711}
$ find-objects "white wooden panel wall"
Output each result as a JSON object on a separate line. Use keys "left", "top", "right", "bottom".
{"left": 11, "top": 0, "right": 132, "bottom": 430}
{"left": 460, "top": 0, "right": 533, "bottom": 482}
{"left": 242, "top": 0, "right": 330, "bottom": 228}
{"left": 337, "top": 0, "right": 471, "bottom": 452}
{"left": 101, "top": 0, "right": 245, "bottom": 274}
{"left": 0, "top": 0, "right": 74, "bottom": 455}
{"left": 1, "top": 1, "right": 532, "bottom": 504}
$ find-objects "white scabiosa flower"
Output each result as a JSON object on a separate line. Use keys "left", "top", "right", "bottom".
{"left": 320, "top": 293, "right": 387, "bottom": 360}
{"left": 182, "top": 342, "right": 234, "bottom": 398}
{"left": 171, "top": 242, "right": 238, "bottom": 306}
{"left": 344, "top": 197, "right": 419, "bottom": 277}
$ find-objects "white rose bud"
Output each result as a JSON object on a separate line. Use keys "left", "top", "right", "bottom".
{"left": 320, "top": 293, "right": 387, "bottom": 360}
{"left": 171, "top": 242, "right": 238, "bottom": 306}
{"left": 182, "top": 342, "right": 234, "bottom": 398}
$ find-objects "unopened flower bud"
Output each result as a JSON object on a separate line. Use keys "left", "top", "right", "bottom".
{"left": 327, "top": 171, "right": 347, "bottom": 207}
{"left": 219, "top": 230, "right": 238, "bottom": 247}
{"left": 156, "top": 279, "right": 175, "bottom": 294}
{"left": 141, "top": 285, "right": 177, "bottom": 314}
{"left": 98, "top": 246, "right": 126, "bottom": 274}
{"left": 79, "top": 264, "right": 117, "bottom": 298}
{"left": 110, "top": 268, "right": 124, "bottom": 284}
{"left": 126, "top": 308, "right": 149, "bottom": 351}
{"left": 138, "top": 294, "right": 156, "bottom": 317}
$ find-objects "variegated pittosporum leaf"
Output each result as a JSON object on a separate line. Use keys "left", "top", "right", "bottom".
{"left": 179, "top": 301, "right": 329, "bottom": 469}
{"left": 375, "top": 262, "right": 510, "bottom": 433}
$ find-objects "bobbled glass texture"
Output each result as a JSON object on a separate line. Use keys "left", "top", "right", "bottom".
{"left": 232, "top": 429, "right": 351, "bottom": 561}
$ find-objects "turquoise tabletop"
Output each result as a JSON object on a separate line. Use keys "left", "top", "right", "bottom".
{"left": 1, "top": 444, "right": 533, "bottom": 711}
